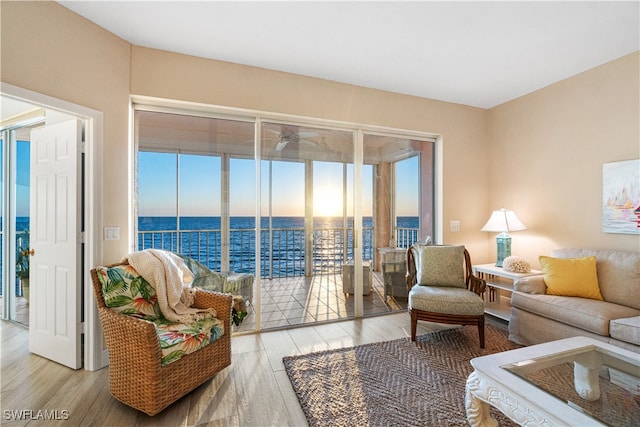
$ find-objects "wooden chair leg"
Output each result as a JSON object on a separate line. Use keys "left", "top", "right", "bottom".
{"left": 410, "top": 310, "right": 417, "bottom": 342}
{"left": 478, "top": 315, "right": 485, "bottom": 349}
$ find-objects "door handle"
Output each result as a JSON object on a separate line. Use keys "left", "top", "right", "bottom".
{"left": 27, "top": 248, "right": 35, "bottom": 256}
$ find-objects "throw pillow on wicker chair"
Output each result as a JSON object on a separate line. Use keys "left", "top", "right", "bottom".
{"left": 96, "top": 265, "right": 160, "bottom": 319}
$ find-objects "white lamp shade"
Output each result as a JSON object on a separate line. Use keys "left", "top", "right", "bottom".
{"left": 481, "top": 208, "right": 527, "bottom": 233}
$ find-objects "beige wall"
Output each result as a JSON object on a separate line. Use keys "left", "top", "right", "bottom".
{"left": 1, "top": 1, "right": 131, "bottom": 262}
{"left": 488, "top": 52, "right": 640, "bottom": 267}
{"left": 131, "top": 46, "right": 491, "bottom": 260}
{"left": 3, "top": 1, "right": 638, "bottom": 267}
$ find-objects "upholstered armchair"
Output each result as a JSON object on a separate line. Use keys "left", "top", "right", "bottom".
{"left": 406, "top": 245, "right": 487, "bottom": 348}
{"left": 91, "top": 262, "right": 232, "bottom": 415}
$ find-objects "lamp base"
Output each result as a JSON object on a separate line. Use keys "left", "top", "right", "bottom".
{"left": 495, "top": 234, "right": 512, "bottom": 267}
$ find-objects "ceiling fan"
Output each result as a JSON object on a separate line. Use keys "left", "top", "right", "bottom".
{"left": 266, "top": 128, "right": 319, "bottom": 151}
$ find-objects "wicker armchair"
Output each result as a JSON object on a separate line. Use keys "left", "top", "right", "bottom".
{"left": 406, "top": 245, "right": 487, "bottom": 348}
{"left": 90, "top": 263, "right": 232, "bottom": 416}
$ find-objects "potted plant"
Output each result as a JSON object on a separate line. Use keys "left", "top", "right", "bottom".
{"left": 16, "top": 244, "right": 30, "bottom": 303}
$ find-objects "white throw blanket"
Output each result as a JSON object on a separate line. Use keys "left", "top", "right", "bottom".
{"left": 123, "top": 249, "right": 216, "bottom": 323}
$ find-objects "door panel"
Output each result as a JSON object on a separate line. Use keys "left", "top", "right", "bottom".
{"left": 28, "top": 119, "right": 82, "bottom": 369}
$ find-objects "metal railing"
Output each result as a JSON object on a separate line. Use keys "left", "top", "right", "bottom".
{"left": 0, "top": 230, "right": 30, "bottom": 297}
{"left": 138, "top": 225, "right": 379, "bottom": 278}
{"left": 395, "top": 227, "right": 420, "bottom": 249}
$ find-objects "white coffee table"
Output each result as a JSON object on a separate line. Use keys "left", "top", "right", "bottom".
{"left": 465, "top": 336, "right": 640, "bottom": 426}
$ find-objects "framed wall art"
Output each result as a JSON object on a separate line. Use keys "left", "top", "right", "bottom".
{"left": 602, "top": 159, "right": 640, "bottom": 235}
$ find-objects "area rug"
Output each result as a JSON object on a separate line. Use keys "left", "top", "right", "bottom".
{"left": 283, "top": 325, "right": 520, "bottom": 427}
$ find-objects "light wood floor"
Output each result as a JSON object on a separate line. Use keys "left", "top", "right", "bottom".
{"left": 0, "top": 314, "right": 506, "bottom": 426}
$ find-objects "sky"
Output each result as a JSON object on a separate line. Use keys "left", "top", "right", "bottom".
{"left": 5, "top": 142, "right": 419, "bottom": 221}
{"left": 4, "top": 141, "right": 31, "bottom": 217}
{"left": 138, "top": 152, "right": 420, "bottom": 218}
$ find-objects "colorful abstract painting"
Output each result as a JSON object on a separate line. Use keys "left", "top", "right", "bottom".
{"left": 602, "top": 159, "right": 640, "bottom": 234}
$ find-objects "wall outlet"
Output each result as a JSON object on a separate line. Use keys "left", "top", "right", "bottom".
{"left": 104, "top": 226, "right": 120, "bottom": 241}
{"left": 450, "top": 220, "right": 460, "bottom": 232}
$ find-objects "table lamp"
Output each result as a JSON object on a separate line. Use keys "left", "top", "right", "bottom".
{"left": 481, "top": 208, "right": 527, "bottom": 267}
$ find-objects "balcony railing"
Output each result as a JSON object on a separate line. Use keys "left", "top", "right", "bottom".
{"left": 395, "top": 227, "right": 420, "bottom": 249}
{"left": 137, "top": 225, "right": 403, "bottom": 278}
{"left": 0, "top": 226, "right": 420, "bottom": 292}
{"left": 0, "top": 230, "right": 30, "bottom": 297}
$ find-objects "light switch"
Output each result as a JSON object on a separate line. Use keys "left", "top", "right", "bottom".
{"left": 450, "top": 220, "right": 460, "bottom": 232}
{"left": 104, "top": 226, "right": 120, "bottom": 241}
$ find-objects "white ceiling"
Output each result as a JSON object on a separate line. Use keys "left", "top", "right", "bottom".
{"left": 49, "top": 1, "right": 640, "bottom": 108}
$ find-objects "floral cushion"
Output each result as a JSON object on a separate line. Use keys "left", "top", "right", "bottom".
{"left": 153, "top": 316, "right": 224, "bottom": 366}
{"left": 96, "top": 265, "right": 160, "bottom": 319}
{"left": 96, "top": 263, "right": 225, "bottom": 366}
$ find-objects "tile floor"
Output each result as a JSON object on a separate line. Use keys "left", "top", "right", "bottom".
{"left": 235, "top": 270, "right": 408, "bottom": 332}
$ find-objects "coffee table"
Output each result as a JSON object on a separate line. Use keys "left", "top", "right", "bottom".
{"left": 465, "top": 336, "right": 640, "bottom": 426}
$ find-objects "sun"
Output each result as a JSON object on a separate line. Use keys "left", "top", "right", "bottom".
{"left": 314, "top": 188, "right": 343, "bottom": 217}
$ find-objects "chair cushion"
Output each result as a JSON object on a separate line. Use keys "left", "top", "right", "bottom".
{"left": 413, "top": 245, "right": 466, "bottom": 288}
{"left": 154, "top": 316, "right": 225, "bottom": 366}
{"left": 95, "top": 265, "right": 160, "bottom": 320}
{"left": 409, "top": 285, "right": 485, "bottom": 316}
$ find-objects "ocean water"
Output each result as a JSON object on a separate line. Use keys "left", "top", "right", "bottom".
{"left": 138, "top": 216, "right": 419, "bottom": 277}
{"left": 0, "top": 216, "right": 418, "bottom": 290}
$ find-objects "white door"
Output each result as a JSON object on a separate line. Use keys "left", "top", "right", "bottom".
{"left": 28, "top": 119, "right": 82, "bottom": 369}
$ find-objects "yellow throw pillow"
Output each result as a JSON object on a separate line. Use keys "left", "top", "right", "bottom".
{"left": 539, "top": 255, "right": 603, "bottom": 300}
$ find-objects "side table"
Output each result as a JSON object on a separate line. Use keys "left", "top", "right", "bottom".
{"left": 472, "top": 264, "right": 542, "bottom": 321}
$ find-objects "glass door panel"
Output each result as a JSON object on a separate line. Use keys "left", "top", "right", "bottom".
{"left": 364, "top": 133, "right": 435, "bottom": 311}
{"left": 260, "top": 122, "right": 359, "bottom": 327}
{"left": 1, "top": 125, "right": 36, "bottom": 326}
{"left": 135, "top": 110, "right": 257, "bottom": 333}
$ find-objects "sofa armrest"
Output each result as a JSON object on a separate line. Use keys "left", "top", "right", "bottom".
{"left": 513, "top": 275, "right": 546, "bottom": 294}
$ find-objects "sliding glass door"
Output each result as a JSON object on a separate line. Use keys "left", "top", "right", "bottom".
{"left": 1, "top": 125, "right": 37, "bottom": 326}
{"left": 135, "top": 105, "right": 437, "bottom": 332}
{"left": 259, "top": 122, "right": 366, "bottom": 325}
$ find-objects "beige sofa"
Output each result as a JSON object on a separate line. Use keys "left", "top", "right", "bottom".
{"left": 509, "top": 248, "right": 640, "bottom": 352}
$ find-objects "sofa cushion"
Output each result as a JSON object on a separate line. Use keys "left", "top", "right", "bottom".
{"left": 552, "top": 249, "right": 640, "bottom": 310}
{"left": 511, "top": 291, "right": 640, "bottom": 336}
{"left": 539, "top": 255, "right": 603, "bottom": 300}
{"left": 95, "top": 265, "right": 160, "bottom": 320}
{"left": 409, "top": 285, "right": 484, "bottom": 316}
{"left": 412, "top": 245, "right": 466, "bottom": 288}
{"left": 610, "top": 316, "right": 640, "bottom": 346}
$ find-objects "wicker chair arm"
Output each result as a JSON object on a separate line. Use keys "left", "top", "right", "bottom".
{"left": 193, "top": 289, "right": 233, "bottom": 332}
{"left": 97, "top": 306, "right": 163, "bottom": 368}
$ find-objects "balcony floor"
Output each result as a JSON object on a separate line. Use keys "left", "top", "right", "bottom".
{"left": 235, "top": 270, "right": 408, "bottom": 332}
